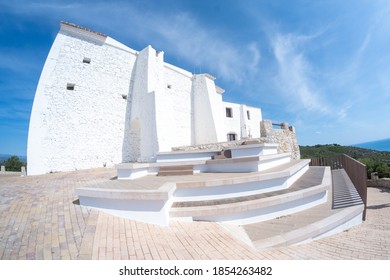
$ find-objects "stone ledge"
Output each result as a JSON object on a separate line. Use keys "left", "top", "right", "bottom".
{"left": 206, "top": 153, "right": 290, "bottom": 165}
{"left": 75, "top": 182, "right": 176, "bottom": 200}
{"left": 170, "top": 184, "right": 329, "bottom": 218}
{"left": 175, "top": 159, "right": 310, "bottom": 189}
{"left": 251, "top": 204, "right": 364, "bottom": 249}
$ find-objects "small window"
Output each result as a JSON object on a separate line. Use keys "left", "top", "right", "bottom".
{"left": 247, "top": 110, "right": 251, "bottom": 120}
{"left": 83, "top": 57, "right": 91, "bottom": 64}
{"left": 226, "top": 107, "right": 233, "bottom": 118}
{"left": 67, "top": 83, "right": 75, "bottom": 90}
{"left": 227, "top": 133, "right": 237, "bottom": 141}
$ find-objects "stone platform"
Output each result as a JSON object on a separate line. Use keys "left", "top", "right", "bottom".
{"left": 1, "top": 168, "right": 388, "bottom": 260}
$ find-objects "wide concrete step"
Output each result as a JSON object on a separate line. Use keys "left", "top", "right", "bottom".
{"left": 175, "top": 159, "right": 310, "bottom": 190}
{"left": 205, "top": 152, "right": 292, "bottom": 173}
{"left": 228, "top": 169, "right": 364, "bottom": 249}
{"left": 171, "top": 159, "right": 310, "bottom": 203}
{"left": 170, "top": 166, "right": 330, "bottom": 224}
{"left": 243, "top": 204, "right": 364, "bottom": 249}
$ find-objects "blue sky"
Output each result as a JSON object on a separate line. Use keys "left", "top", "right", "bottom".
{"left": 1, "top": 0, "right": 390, "bottom": 156}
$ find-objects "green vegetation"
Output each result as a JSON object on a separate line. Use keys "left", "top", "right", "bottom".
{"left": 358, "top": 158, "right": 389, "bottom": 175}
{"left": 1, "top": 156, "right": 27, "bottom": 172}
{"left": 300, "top": 144, "right": 390, "bottom": 178}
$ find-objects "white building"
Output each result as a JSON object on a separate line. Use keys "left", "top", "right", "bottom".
{"left": 27, "top": 21, "right": 262, "bottom": 175}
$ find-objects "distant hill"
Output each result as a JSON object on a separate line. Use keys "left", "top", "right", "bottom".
{"left": 299, "top": 144, "right": 390, "bottom": 160}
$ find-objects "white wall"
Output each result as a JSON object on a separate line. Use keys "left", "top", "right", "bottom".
{"left": 28, "top": 23, "right": 137, "bottom": 175}
{"left": 154, "top": 63, "right": 193, "bottom": 151}
{"left": 192, "top": 74, "right": 225, "bottom": 144}
{"left": 28, "top": 22, "right": 264, "bottom": 175}
{"left": 127, "top": 45, "right": 160, "bottom": 162}
{"left": 223, "top": 102, "right": 262, "bottom": 141}
{"left": 245, "top": 105, "right": 262, "bottom": 138}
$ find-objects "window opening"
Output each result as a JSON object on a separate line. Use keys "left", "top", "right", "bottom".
{"left": 227, "top": 133, "right": 236, "bottom": 141}
{"left": 226, "top": 107, "right": 233, "bottom": 118}
{"left": 83, "top": 57, "right": 91, "bottom": 64}
{"left": 67, "top": 83, "right": 75, "bottom": 90}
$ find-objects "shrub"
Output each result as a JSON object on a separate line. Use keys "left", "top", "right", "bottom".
{"left": 1, "top": 156, "right": 26, "bottom": 172}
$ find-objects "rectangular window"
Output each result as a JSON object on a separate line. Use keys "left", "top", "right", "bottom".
{"left": 247, "top": 110, "right": 251, "bottom": 120}
{"left": 66, "top": 83, "right": 75, "bottom": 90}
{"left": 226, "top": 107, "right": 233, "bottom": 118}
{"left": 227, "top": 133, "right": 236, "bottom": 141}
{"left": 83, "top": 57, "right": 91, "bottom": 64}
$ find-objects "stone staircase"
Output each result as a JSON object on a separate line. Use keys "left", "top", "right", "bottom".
{"left": 76, "top": 142, "right": 365, "bottom": 248}
{"left": 169, "top": 165, "right": 327, "bottom": 224}
{"left": 240, "top": 169, "right": 364, "bottom": 249}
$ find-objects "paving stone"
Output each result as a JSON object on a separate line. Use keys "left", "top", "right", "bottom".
{"left": 1, "top": 168, "right": 390, "bottom": 259}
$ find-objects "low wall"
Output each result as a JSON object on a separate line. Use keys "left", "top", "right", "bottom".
{"left": 172, "top": 139, "right": 261, "bottom": 152}
{"left": 0, "top": 166, "right": 26, "bottom": 176}
{"left": 260, "top": 120, "right": 300, "bottom": 160}
{"left": 172, "top": 120, "right": 301, "bottom": 160}
{"left": 367, "top": 179, "right": 390, "bottom": 189}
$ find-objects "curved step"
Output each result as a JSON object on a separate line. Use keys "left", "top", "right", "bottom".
{"left": 205, "top": 153, "right": 291, "bottom": 173}
{"left": 232, "top": 168, "right": 365, "bottom": 249}
{"left": 170, "top": 166, "right": 330, "bottom": 224}
{"left": 173, "top": 159, "right": 311, "bottom": 201}
{"left": 246, "top": 203, "right": 364, "bottom": 249}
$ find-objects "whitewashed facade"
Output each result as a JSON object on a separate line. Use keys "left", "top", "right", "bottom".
{"left": 27, "top": 22, "right": 262, "bottom": 175}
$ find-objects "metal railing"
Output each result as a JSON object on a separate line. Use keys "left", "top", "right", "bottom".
{"left": 310, "top": 155, "right": 343, "bottom": 170}
{"left": 310, "top": 154, "right": 367, "bottom": 220}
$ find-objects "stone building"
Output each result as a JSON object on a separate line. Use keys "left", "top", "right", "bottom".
{"left": 27, "top": 22, "right": 265, "bottom": 175}
{"left": 25, "top": 22, "right": 366, "bottom": 249}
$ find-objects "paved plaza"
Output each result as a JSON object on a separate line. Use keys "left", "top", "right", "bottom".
{"left": 1, "top": 168, "right": 389, "bottom": 260}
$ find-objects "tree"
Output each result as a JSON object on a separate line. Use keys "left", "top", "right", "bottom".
{"left": 376, "top": 162, "right": 389, "bottom": 174}
{"left": 359, "top": 157, "right": 389, "bottom": 177}
{"left": 1, "top": 156, "right": 26, "bottom": 172}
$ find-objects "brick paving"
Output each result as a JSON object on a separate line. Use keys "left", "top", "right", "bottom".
{"left": 0, "top": 168, "right": 389, "bottom": 260}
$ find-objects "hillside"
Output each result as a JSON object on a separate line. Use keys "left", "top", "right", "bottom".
{"left": 300, "top": 144, "right": 390, "bottom": 177}
{"left": 299, "top": 144, "right": 390, "bottom": 160}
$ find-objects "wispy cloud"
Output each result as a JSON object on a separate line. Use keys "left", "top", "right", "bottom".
{"left": 272, "top": 32, "right": 330, "bottom": 114}
{"left": 119, "top": 12, "right": 261, "bottom": 84}
{"left": 154, "top": 13, "right": 261, "bottom": 84}
{"left": 3, "top": 1, "right": 261, "bottom": 85}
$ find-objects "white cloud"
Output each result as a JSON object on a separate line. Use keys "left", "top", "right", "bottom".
{"left": 143, "top": 13, "right": 261, "bottom": 84}
{"left": 3, "top": 1, "right": 261, "bottom": 85}
{"left": 272, "top": 33, "right": 330, "bottom": 114}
